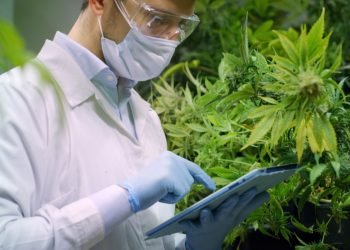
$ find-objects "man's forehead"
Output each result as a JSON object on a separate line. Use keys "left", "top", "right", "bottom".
{"left": 143, "top": 0, "right": 196, "bottom": 16}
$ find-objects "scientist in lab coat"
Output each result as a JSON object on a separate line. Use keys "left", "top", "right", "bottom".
{"left": 0, "top": 0, "right": 269, "bottom": 249}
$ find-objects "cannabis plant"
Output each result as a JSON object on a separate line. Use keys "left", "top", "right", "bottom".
{"left": 152, "top": 9, "right": 349, "bottom": 249}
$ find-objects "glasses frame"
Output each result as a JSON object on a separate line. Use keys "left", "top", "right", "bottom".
{"left": 114, "top": 0, "right": 200, "bottom": 42}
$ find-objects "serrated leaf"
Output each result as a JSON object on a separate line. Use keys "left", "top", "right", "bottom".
{"left": 330, "top": 45, "right": 343, "bottom": 73}
{"left": 270, "top": 112, "right": 283, "bottom": 146}
{"left": 186, "top": 123, "right": 207, "bottom": 133}
{"left": 184, "top": 85, "right": 194, "bottom": 108}
{"left": 296, "top": 118, "right": 307, "bottom": 162}
{"left": 312, "top": 114, "right": 324, "bottom": 149}
{"left": 297, "top": 25, "right": 308, "bottom": 71}
{"left": 218, "top": 53, "right": 243, "bottom": 82}
{"left": 291, "top": 217, "right": 314, "bottom": 233}
{"left": 163, "top": 125, "right": 190, "bottom": 138}
{"left": 280, "top": 229, "right": 290, "bottom": 242}
{"left": 258, "top": 96, "right": 278, "bottom": 104}
{"left": 254, "top": 51, "right": 269, "bottom": 73}
{"left": 254, "top": 20, "right": 273, "bottom": 41}
{"left": 271, "top": 111, "right": 294, "bottom": 146}
{"left": 306, "top": 123, "right": 321, "bottom": 153}
{"left": 248, "top": 105, "right": 279, "bottom": 119}
{"left": 274, "top": 31, "right": 299, "bottom": 65}
{"left": 242, "top": 113, "right": 275, "bottom": 149}
{"left": 212, "top": 177, "right": 232, "bottom": 186}
{"left": 272, "top": 55, "right": 297, "bottom": 74}
{"left": 218, "top": 91, "right": 251, "bottom": 106}
{"left": 207, "top": 167, "right": 236, "bottom": 179}
{"left": 308, "top": 32, "right": 331, "bottom": 66}
{"left": 241, "top": 13, "right": 250, "bottom": 65}
{"left": 341, "top": 196, "right": 350, "bottom": 208}
{"left": 331, "top": 161, "right": 341, "bottom": 179}
{"left": 206, "top": 115, "right": 221, "bottom": 127}
{"left": 310, "top": 164, "right": 327, "bottom": 185}
{"left": 319, "top": 113, "right": 337, "bottom": 156}
{"left": 307, "top": 8, "right": 325, "bottom": 59}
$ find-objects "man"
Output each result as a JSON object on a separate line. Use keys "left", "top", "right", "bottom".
{"left": 0, "top": 0, "right": 268, "bottom": 249}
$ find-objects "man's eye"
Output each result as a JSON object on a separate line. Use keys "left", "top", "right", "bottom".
{"left": 147, "top": 16, "right": 167, "bottom": 28}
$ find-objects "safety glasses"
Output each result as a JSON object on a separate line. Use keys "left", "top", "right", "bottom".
{"left": 114, "top": 0, "right": 200, "bottom": 43}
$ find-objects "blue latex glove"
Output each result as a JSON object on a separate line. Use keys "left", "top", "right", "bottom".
{"left": 120, "top": 151, "right": 216, "bottom": 213}
{"left": 181, "top": 189, "right": 269, "bottom": 250}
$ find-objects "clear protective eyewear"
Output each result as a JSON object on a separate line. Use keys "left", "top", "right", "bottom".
{"left": 114, "top": 0, "right": 200, "bottom": 43}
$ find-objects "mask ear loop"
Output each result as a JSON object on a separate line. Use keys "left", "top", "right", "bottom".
{"left": 97, "top": 16, "right": 105, "bottom": 38}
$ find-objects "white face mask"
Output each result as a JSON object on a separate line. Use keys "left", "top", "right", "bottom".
{"left": 98, "top": 17, "right": 179, "bottom": 81}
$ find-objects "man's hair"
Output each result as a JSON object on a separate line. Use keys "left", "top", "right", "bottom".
{"left": 81, "top": 0, "right": 88, "bottom": 11}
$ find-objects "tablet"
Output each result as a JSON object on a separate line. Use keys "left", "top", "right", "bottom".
{"left": 145, "top": 163, "right": 297, "bottom": 240}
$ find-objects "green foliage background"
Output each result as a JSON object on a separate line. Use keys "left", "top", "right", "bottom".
{"left": 177, "top": 0, "right": 349, "bottom": 65}
{"left": 1, "top": 1, "right": 350, "bottom": 249}
{"left": 150, "top": 0, "right": 350, "bottom": 249}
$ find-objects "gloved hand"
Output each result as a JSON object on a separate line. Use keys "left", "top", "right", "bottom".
{"left": 119, "top": 151, "right": 216, "bottom": 213}
{"left": 181, "top": 189, "right": 269, "bottom": 250}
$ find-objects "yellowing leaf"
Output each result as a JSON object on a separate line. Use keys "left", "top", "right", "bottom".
{"left": 270, "top": 112, "right": 283, "bottom": 146}
{"left": 296, "top": 118, "right": 307, "bottom": 162}
{"left": 248, "top": 105, "right": 279, "bottom": 119}
{"left": 242, "top": 113, "right": 275, "bottom": 150}
{"left": 271, "top": 110, "right": 295, "bottom": 146}
{"left": 319, "top": 113, "right": 337, "bottom": 156}
{"left": 306, "top": 119, "right": 322, "bottom": 153}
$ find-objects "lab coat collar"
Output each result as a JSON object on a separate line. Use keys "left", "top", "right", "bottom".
{"left": 37, "top": 40, "right": 95, "bottom": 107}
{"left": 37, "top": 39, "right": 153, "bottom": 142}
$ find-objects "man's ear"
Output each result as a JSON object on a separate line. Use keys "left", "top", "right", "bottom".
{"left": 89, "top": 0, "right": 105, "bottom": 16}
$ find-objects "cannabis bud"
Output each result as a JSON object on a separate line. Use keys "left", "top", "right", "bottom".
{"left": 298, "top": 71, "right": 324, "bottom": 98}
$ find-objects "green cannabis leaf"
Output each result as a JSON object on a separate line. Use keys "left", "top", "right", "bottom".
{"left": 243, "top": 9, "right": 343, "bottom": 162}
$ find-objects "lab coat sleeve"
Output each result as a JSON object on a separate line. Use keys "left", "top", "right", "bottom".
{"left": 174, "top": 233, "right": 187, "bottom": 250}
{"left": 0, "top": 68, "right": 105, "bottom": 250}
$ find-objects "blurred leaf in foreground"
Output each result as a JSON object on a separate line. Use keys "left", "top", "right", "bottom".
{"left": 0, "top": 19, "right": 32, "bottom": 73}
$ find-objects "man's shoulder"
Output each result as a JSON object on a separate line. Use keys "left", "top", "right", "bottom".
{"left": 0, "top": 60, "right": 65, "bottom": 117}
{"left": 0, "top": 60, "right": 54, "bottom": 92}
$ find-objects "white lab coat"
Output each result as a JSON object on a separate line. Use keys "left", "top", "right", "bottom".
{"left": 0, "top": 40, "right": 177, "bottom": 249}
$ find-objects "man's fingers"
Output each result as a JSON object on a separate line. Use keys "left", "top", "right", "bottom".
{"left": 233, "top": 191, "right": 269, "bottom": 224}
{"left": 215, "top": 195, "right": 240, "bottom": 220}
{"left": 200, "top": 208, "right": 214, "bottom": 225}
{"left": 181, "top": 157, "right": 216, "bottom": 191}
{"left": 179, "top": 220, "right": 198, "bottom": 233}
